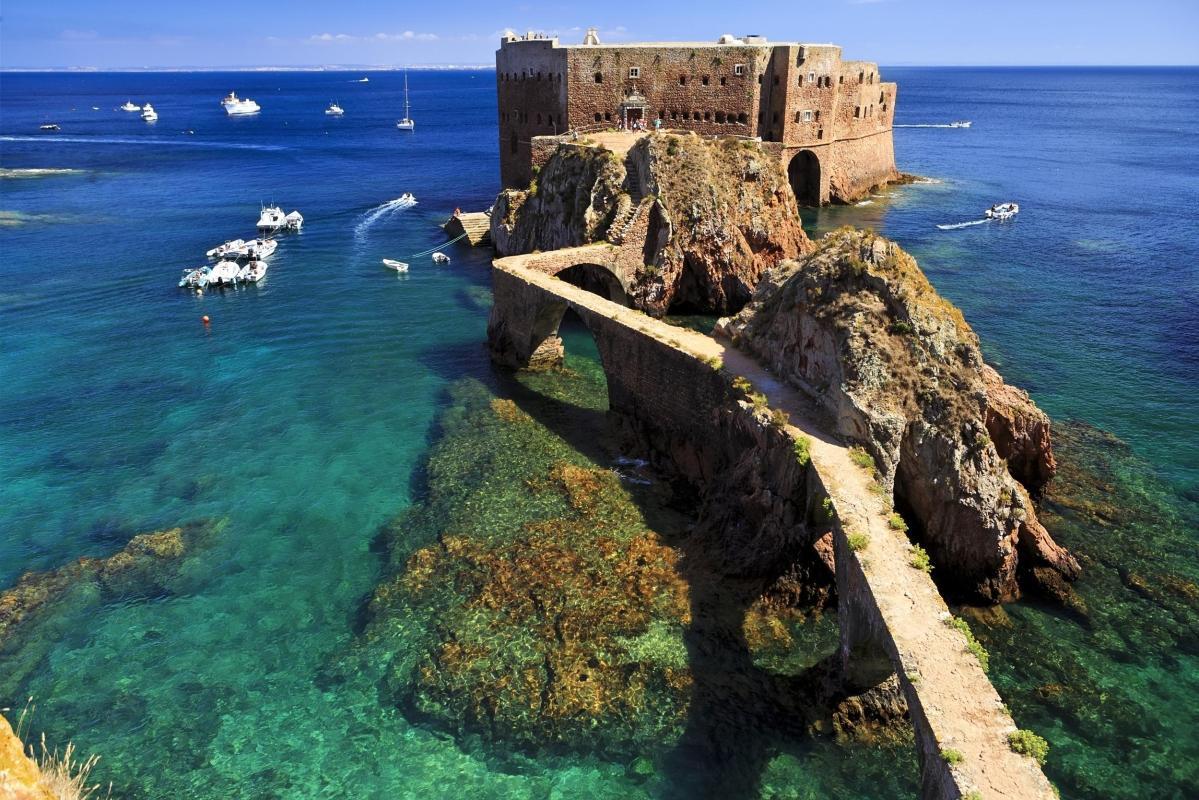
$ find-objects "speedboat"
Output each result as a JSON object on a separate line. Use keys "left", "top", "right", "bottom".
{"left": 120, "top": 101, "right": 140, "bottom": 112}
{"left": 985, "top": 202, "right": 1019, "bottom": 220}
{"left": 432, "top": 252, "right": 450, "bottom": 264}
{"left": 207, "top": 260, "right": 241, "bottom": 286}
{"left": 222, "top": 91, "right": 261, "bottom": 116}
{"left": 206, "top": 238, "right": 247, "bottom": 260}
{"left": 179, "top": 266, "right": 212, "bottom": 290}
{"left": 396, "top": 70, "right": 415, "bottom": 130}
{"left": 399, "top": 192, "right": 416, "bottom": 205}
{"left": 950, "top": 120, "right": 972, "bottom": 128}
{"left": 39, "top": 123, "right": 61, "bottom": 131}
{"left": 358, "top": 77, "right": 370, "bottom": 83}
{"left": 243, "top": 238, "right": 277, "bottom": 260}
{"left": 382, "top": 259, "right": 409, "bottom": 273}
{"left": 141, "top": 103, "right": 158, "bottom": 122}
{"left": 325, "top": 102, "right": 344, "bottom": 116}
{"left": 239, "top": 259, "right": 268, "bottom": 283}
{"left": 284, "top": 210, "right": 303, "bottom": 230}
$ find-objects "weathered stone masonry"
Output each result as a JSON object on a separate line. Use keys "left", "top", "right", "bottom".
{"left": 496, "top": 29, "right": 898, "bottom": 203}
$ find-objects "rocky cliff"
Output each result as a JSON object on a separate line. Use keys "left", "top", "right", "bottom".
{"left": 492, "top": 134, "right": 811, "bottom": 315}
{"left": 717, "top": 228, "right": 1079, "bottom": 603}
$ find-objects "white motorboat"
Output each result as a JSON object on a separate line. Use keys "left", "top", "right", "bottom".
{"left": 432, "top": 252, "right": 450, "bottom": 264}
{"left": 121, "top": 101, "right": 140, "bottom": 112}
{"left": 950, "top": 120, "right": 973, "bottom": 128}
{"left": 239, "top": 259, "right": 268, "bottom": 283}
{"left": 358, "top": 77, "right": 370, "bottom": 83}
{"left": 243, "top": 238, "right": 277, "bottom": 260}
{"left": 284, "top": 210, "right": 303, "bottom": 230}
{"left": 208, "top": 260, "right": 242, "bottom": 286}
{"left": 257, "top": 206, "right": 286, "bottom": 230}
{"left": 985, "top": 202, "right": 1019, "bottom": 220}
{"left": 141, "top": 103, "right": 158, "bottom": 122}
{"left": 222, "top": 91, "right": 261, "bottom": 116}
{"left": 382, "top": 259, "right": 409, "bottom": 273}
{"left": 179, "top": 266, "right": 212, "bottom": 290}
{"left": 207, "top": 238, "right": 247, "bottom": 260}
{"left": 39, "top": 123, "right": 61, "bottom": 131}
{"left": 396, "top": 71, "right": 415, "bottom": 130}
{"left": 325, "top": 102, "right": 344, "bottom": 116}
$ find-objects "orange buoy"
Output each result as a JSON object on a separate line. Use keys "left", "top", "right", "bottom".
{"left": 201, "top": 315, "right": 211, "bottom": 325}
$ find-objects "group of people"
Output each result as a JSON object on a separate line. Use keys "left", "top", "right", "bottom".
{"left": 617, "top": 116, "right": 662, "bottom": 132}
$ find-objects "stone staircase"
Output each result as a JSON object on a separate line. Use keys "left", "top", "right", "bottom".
{"left": 607, "top": 155, "right": 648, "bottom": 245}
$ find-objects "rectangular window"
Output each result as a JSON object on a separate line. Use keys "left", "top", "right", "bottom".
{"left": 808, "top": 71, "right": 815, "bottom": 84}
{"left": 734, "top": 64, "right": 745, "bottom": 76}
{"left": 629, "top": 67, "right": 640, "bottom": 79}
{"left": 803, "top": 110, "right": 813, "bottom": 122}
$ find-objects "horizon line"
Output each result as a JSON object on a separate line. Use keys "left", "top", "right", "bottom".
{"left": 2, "top": 63, "right": 1197, "bottom": 73}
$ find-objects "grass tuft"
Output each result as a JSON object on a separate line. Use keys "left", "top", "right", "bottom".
{"left": 793, "top": 436, "right": 812, "bottom": 467}
{"left": 887, "top": 513, "right": 909, "bottom": 532}
{"left": 946, "top": 616, "right": 990, "bottom": 672}
{"left": 909, "top": 543, "right": 932, "bottom": 573}
{"left": 1007, "top": 729, "right": 1050, "bottom": 765}
{"left": 846, "top": 531, "right": 870, "bottom": 552}
{"left": 940, "top": 748, "right": 964, "bottom": 766}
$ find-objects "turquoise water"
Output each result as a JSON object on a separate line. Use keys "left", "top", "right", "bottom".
{"left": 2, "top": 68, "right": 1197, "bottom": 798}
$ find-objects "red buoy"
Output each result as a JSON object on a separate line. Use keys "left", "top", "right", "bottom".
{"left": 201, "top": 315, "right": 211, "bottom": 325}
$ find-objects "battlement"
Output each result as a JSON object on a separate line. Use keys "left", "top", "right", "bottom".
{"left": 495, "top": 29, "right": 899, "bottom": 203}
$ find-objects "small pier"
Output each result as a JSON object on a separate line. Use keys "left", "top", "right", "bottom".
{"left": 444, "top": 211, "right": 492, "bottom": 246}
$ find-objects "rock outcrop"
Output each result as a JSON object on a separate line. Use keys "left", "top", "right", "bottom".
{"left": 492, "top": 134, "right": 811, "bottom": 316}
{"left": 717, "top": 228, "right": 1079, "bottom": 603}
{"left": 0, "top": 714, "right": 54, "bottom": 800}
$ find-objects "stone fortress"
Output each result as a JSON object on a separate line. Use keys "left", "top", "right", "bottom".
{"left": 496, "top": 28, "right": 898, "bottom": 204}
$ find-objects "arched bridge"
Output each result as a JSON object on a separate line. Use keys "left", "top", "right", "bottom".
{"left": 488, "top": 256, "right": 1057, "bottom": 800}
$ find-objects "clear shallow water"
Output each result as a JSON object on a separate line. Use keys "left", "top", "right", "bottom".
{"left": 1, "top": 68, "right": 1197, "bottom": 799}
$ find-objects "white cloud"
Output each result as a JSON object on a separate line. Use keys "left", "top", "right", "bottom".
{"left": 308, "top": 31, "right": 438, "bottom": 44}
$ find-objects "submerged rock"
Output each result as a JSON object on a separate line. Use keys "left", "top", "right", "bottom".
{"left": 717, "top": 228, "right": 1080, "bottom": 603}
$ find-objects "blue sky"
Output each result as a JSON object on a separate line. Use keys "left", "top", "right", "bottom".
{"left": 2, "top": 0, "right": 1196, "bottom": 68}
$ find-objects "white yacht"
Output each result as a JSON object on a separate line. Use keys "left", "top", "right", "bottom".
{"left": 121, "top": 101, "right": 140, "bottom": 112}
{"left": 325, "top": 102, "right": 345, "bottom": 116}
{"left": 208, "top": 261, "right": 242, "bottom": 286}
{"left": 985, "top": 202, "right": 1019, "bottom": 220}
{"left": 239, "top": 260, "right": 268, "bottom": 283}
{"left": 141, "top": 104, "right": 158, "bottom": 122}
{"left": 206, "top": 238, "right": 247, "bottom": 260}
{"left": 396, "top": 71, "right": 414, "bottom": 130}
{"left": 222, "top": 91, "right": 261, "bottom": 116}
{"left": 382, "top": 259, "right": 409, "bottom": 273}
{"left": 257, "top": 206, "right": 304, "bottom": 232}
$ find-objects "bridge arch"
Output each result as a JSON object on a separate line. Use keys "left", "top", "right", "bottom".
{"left": 556, "top": 262, "right": 630, "bottom": 305}
{"left": 787, "top": 149, "right": 822, "bottom": 207}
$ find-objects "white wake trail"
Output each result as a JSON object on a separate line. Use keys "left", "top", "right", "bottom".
{"left": 936, "top": 219, "right": 990, "bottom": 230}
{"left": 353, "top": 196, "right": 418, "bottom": 240}
{"left": 895, "top": 124, "right": 961, "bottom": 129}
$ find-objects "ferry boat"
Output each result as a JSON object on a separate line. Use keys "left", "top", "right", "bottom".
{"left": 120, "top": 101, "right": 140, "bottom": 112}
{"left": 396, "top": 71, "right": 415, "bottom": 130}
{"left": 222, "top": 92, "right": 261, "bottom": 116}
{"left": 382, "top": 259, "right": 409, "bottom": 273}
{"left": 985, "top": 202, "right": 1019, "bottom": 220}
{"left": 325, "top": 102, "right": 345, "bottom": 116}
{"left": 39, "top": 123, "right": 61, "bottom": 131}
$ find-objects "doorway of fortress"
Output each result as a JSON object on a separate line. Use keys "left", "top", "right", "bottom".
{"left": 788, "top": 150, "right": 822, "bottom": 206}
{"left": 624, "top": 107, "right": 643, "bottom": 126}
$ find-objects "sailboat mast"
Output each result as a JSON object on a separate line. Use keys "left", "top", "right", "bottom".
{"left": 404, "top": 70, "right": 410, "bottom": 118}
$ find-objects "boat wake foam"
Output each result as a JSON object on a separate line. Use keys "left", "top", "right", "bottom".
{"left": 895, "top": 124, "right": 964, "bottom": 129}
{"left": 937, "top": 219, "right": 990, "bottom": 230}
{"left": 0, "top": 135, "right": 284, "bottom": 151}
{"left": 354, "top": 195, "right": 418, "bottom": 240}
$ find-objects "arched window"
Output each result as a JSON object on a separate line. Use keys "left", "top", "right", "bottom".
{"left": 680, "top": 75, "right": 687, "bottom": 85}
{"left": 703, "top": 111, "right": 711, "bottom": 120}
{"left": 702, "top": 75, "right": 710, "bottom": 86}
{"left": 594, "top": 112, "right": 602, "bottom": 122}
{"left": 715, "top": 112, "right": 725, "bottom": 123}
{"left": 594, "top": 72, "right": 603, "bottom": 83}
{"left": 737, "top": 112, "right": 747, "bottom": 124}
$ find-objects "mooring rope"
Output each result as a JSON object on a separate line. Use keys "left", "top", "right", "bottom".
{"left": 408, "top": 231, "right": 468, "bottom": 259}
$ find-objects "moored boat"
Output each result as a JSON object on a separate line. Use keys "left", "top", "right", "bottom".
{"left": 238, "top": 259, "right": 268, "bottom": 283}
{"left": 432, "top": 252, "right": 450, "bottom": 264}
{"left": 207, "top": 260, "right": 241, "bottom": 286}
{"left": 206, "top": 238, "right": 247, "bottom": 260}
{"left": 141, "top": 103, "right": 158, "bottom": 122}
{"left": 396, "top": 71, "right": 415, "bottom": 130}
{"left": 325, "top": 102, "right": 344, "bottom": 116}
{"left": 179, "top": 266, "right": 212, "bottom": 290}
{"left": 382, "top": 259, "right": 409, "bottom": 273}
{"left": 120, "top": 101, "right": 140, "bottom": 112}
{"left": 222, "top": 91, "right": 261, "bottom": 115}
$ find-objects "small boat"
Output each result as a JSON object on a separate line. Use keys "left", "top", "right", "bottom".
{"left": 222, "top": 91, "right": 261, "bottom": 116}
{"left": 985, "top": 202, "right": 1019, "bottom": 220}
{"left": 432, "top": 252, "right": 450, "bottom": 264}
{"left": 238, "top": 259, "right": 268, "bottom": 283}
{"left": 39, "top": 123, "right": 60, "bottom": 131}
{"left": 120, "top": 101, "right": 140, "bottom": 112}
{"left": 950, "top": 120, "right": 972, "bottom": 128}
{"left": 207, "top": 260, "right": 241, "bottom": 286}
{"left": 243, "top": 238, "right": 277, "bottom": 260}
{"left": 206, "top": 238, "right": 247, "bottom": 260}
{"left": 91, "top": 106, "right": 100, "bottom": 111}
{"left": 141, "top": 103, "right": 158, "bottom": 122}
{"left": 284, "top": 211, "right": 303, "bottom": 230}
{"left": 179, "top": 266, "right": 212, "bottom": 290}
{"left": 382, "top": 259, "right": 409, "bottom": 273}
{"left": 396, "top": 71, "right": 415, "bottom": 130}
{"left": 358, "top": 77, "right": 370, "bottom": 83}
{"left": 325, "top": 102, "right": 344, "bottom": 116}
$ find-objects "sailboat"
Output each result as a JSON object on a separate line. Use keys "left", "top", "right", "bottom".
{"left": 396, "top": 71, "right": 415, "bottom": 131}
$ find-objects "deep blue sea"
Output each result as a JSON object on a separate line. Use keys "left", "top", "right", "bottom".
{"left": 1, "top": 67, "right": 1197, "bottom": 799}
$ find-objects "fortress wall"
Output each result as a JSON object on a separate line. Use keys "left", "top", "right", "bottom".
{"left": 823, "top": 128, "right": 899, "bottom": 202}
{"left": 497, "top": 40, "right": 568, "bottom": 187}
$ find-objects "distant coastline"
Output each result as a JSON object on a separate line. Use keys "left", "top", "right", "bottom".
{"left": 0, "top": 64, "right": 495, "bottom": 73}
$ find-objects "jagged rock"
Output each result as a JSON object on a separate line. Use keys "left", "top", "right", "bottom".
{"left": 717, "top": 228, "right": 1080, "bottom": 603}
{"left": 0, "top": 713, "right": 54, "bottom": 800}
{"left": 492, "top": 134, "right": 811, "bottom": 316}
